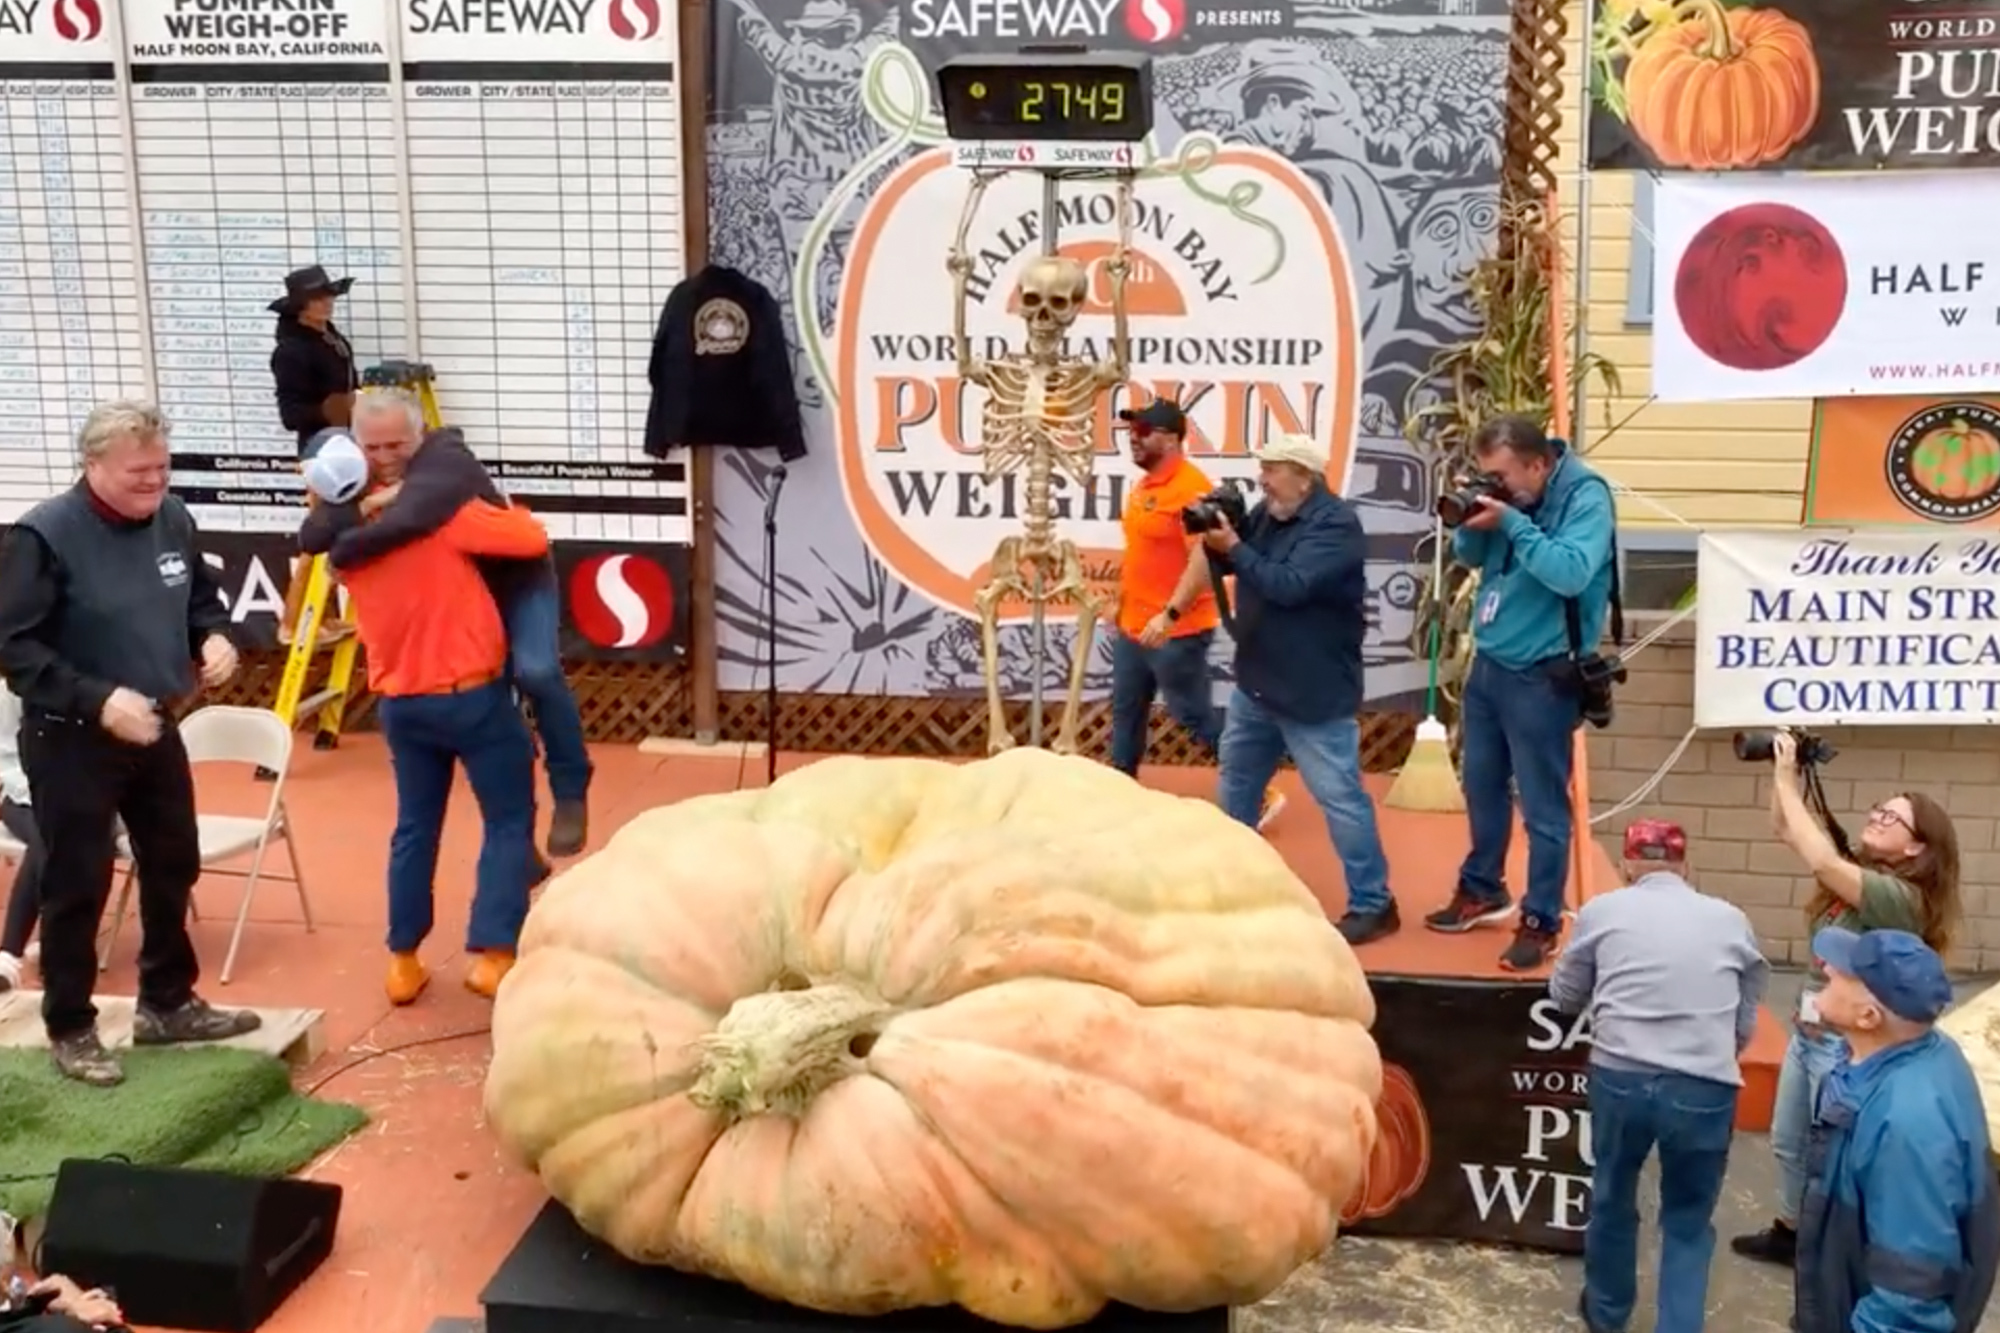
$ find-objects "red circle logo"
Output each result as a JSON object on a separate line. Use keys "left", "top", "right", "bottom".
{"left": 1123, "top": 0, "right": 1185, "bottom": 43}
{"left": 1672, "top": 202, "right": 1847, "bottom": 373}
{"left": 606, "top": 0, "right": 660, "bottom": 42}
{"left": 53, "top": 0, "right": 104, "bottom": 42}
{"left": 568, "top": 553, "right": 673, "bottom": 651}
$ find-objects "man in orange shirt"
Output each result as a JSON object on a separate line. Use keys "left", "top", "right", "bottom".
{"left": 1110, "top": 401, "right": 1282, "bottom": 827}
{"left": 298, "top": 396, "right": 547, "bottom": 1005}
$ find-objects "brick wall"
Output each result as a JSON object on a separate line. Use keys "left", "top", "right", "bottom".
{"left": 1586, "top": 613, "right": 2000, "bottom": 972}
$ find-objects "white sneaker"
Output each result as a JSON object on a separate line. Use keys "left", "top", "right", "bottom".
{"left": 0, "top": 952, "right": 20, "bottom": 994}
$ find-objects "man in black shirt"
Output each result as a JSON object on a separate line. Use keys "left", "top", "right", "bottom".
{"left": 0, "top": 401, "right": 260, "bottom": 1086}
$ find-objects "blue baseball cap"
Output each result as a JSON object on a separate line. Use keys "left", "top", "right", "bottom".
{"left": 301, "top": 430, "right": 368, "bottom": 504}
{"left": 1813, "top": 927, "right": 1953, "bottom": 1023}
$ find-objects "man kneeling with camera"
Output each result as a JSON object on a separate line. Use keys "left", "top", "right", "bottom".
{"left": 1427, "top": 414, "right": 1618, "bottom": 972}
{"left": 1199, "top": 434, "right": 1398, "bottom": 944}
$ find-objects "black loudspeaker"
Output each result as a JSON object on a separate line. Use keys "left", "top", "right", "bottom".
{"left": 39, "top": 1160, "right": 343, "bottom": 1333}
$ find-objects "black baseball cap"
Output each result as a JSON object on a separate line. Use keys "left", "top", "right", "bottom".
{"left": 1116, "top": 400, "right": 1187, "bottom": 435}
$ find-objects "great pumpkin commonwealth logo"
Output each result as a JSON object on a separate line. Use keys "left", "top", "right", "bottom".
{"left": 1884, "top": 402, "right": 2000, "bottom": 524}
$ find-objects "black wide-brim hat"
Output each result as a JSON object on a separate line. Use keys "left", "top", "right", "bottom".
{"left": 269, "top": 264, "right": 356, "bottom": 314}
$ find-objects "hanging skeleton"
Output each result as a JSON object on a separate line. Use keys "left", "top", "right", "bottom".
{"left": 946, "top": 170, "right": 1135, "bottom": 755}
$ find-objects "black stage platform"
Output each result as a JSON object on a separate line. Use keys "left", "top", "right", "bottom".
{"left": 482, "top": 1201, "right": 1234, "bottom": 1333}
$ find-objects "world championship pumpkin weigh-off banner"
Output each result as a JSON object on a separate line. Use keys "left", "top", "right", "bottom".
{"left": 1585, "top": 0, "right": 2000, "bottom": 173}
{"left": 1346, "top": 979, "right": 1595, "bottom": 1252}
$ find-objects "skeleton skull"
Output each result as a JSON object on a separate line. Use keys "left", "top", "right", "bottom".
{"left": 1017, "top": 256, "right": 1089, "bottom": 344}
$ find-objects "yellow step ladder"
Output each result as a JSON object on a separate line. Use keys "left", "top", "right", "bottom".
{"left": 270, "top": 360, "right": 444, "bottom": 755}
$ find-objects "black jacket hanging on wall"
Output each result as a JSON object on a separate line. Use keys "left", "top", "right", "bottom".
{"left": 642, "top": 265, "right": 806, "bottom": 463}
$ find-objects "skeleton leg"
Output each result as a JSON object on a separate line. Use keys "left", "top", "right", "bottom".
{"left": 974, "top": 537, "right": 1027, "bottom": 754}
{"left": 1043, "top": 540, "right": 1102, "bottom": 756}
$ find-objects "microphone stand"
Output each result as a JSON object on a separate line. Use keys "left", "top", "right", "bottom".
{"left": 762, "top": 464, "right": 788, "bottom": 787}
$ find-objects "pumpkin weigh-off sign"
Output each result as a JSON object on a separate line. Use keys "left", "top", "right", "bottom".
{"left": 1586, "top": 0, "right": 2000, "bottom": 173}
{"left": 1807, "top": 396, "right": 2000, "bottom": 529}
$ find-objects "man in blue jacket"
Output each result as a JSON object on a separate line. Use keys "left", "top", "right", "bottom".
{"left": 1797, "top": 927, "right": 2000, "bottom": 1333}
{"left": 1427, "top": 414, "right": 1616, "bottom": 971}
{"left": 1202, "top": 434, "right": 1397, "bottom": 945}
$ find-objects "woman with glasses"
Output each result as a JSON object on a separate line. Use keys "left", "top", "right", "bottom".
{"left": 1731, "top": 731, "right": 1963, "bottom": 1268}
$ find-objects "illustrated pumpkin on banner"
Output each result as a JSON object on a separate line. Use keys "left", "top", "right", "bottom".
{"left": 483, "top": 749, "right": 1383, "bottom": 1328}
{"left": 1341, "top": 1064, "right": 1434, "bottom": 1224}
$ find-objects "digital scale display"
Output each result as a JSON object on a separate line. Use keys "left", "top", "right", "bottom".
{"left": 937, "top": 53, "right": 1154, "bottom": 143}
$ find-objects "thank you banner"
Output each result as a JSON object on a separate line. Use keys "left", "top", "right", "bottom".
{"left": 1587, "top": 0, "right": 2000, "bottom": 173}
{"left": 1695, "top": 529, "right": 2000, "bottom": 728}
{"left": 1654, "top": 173, "right": 2000, "bottom": 403}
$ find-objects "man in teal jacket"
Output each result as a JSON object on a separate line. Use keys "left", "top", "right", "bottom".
{"left": 1797, "top": 927, "right": 2000, "bottom": 1333}
{"left": 1425, "top": 415, "right": 1615, "bottom": 971}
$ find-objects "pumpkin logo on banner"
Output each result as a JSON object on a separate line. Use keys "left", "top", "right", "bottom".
{"left": 1341, "top": 1063, "right": 1433, "bottom": 1224}
{"left": 833, "top": 145, "right": 1361, "bottom": 620}
{"left": 1885, "top": 403, "right": 2000, "bottom": 524}
{"left": 1613, "top": 2, "right": 1819, "bottom": 171}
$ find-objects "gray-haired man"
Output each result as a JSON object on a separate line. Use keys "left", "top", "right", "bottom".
{"left": 0, "top": 401, "right": 261, "bottom": 1086}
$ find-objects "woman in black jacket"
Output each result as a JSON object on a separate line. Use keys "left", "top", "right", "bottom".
{"left": 269, "top": 264, "right": 360, "bottom": 642}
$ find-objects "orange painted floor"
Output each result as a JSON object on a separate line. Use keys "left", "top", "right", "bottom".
{"left": 20, "top": 741, "right": 1737, "bottom": 1333}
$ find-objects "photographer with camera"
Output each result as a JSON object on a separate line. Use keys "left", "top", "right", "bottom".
{"left": 1425, "top": 414, "right": 1618, "bottom": 972}
{"left": 1201, "top": 434, "right": 1398, "bottom": 945}
{"left": 1730, "top": 728, "right": 1963, "bottom": 1270}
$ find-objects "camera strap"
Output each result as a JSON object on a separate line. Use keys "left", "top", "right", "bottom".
{"left": 1564, "top": 480, "right": 1625, "bottom": 661}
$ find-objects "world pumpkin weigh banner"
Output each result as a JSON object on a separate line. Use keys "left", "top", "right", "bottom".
{"left": 1585, "top": 0, "right": 2000, "bottom": 172}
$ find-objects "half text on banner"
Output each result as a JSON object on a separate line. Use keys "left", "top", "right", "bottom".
{"left": 1694, "top": 529, "right": 2000, "bottom": 728}
{"left": 1653, "top": 173, "right": 2000, "bottom": 403}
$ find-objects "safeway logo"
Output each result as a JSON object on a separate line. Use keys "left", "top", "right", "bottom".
{"left": 605, "top": 0, "right": 659, "bottom": 42}
{"left": 53, "top": 0, "right": 104, "bottom": 41}
{"left": 1124, "top": 0, "right": 1182, "bottom": 42}
{"left": 568, "top": 553, "right": 674, "bottom": 651}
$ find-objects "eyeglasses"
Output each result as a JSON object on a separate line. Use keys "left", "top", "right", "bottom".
{"left": 1867, "top": 804, "right": 1914, "bottom": 835}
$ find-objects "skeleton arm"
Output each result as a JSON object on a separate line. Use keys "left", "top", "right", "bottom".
{"left": 947, "top": 173, "right": 999, "bottom": 388}
{"left": 1095, "top": 175, "right": 1136, "bottom": 389}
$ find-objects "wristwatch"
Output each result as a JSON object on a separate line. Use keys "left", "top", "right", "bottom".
{"left": 1164, "top": 606, "right": 1182, "bottom": 622}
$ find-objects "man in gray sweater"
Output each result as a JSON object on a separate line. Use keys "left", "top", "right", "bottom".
{"left": 1549, "top": 819, "right": 1769, "bottom": 1333}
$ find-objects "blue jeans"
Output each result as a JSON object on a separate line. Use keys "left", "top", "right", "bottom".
{"left": 1217, "top": 688, "right": 1392, "bottom": 914}
{"left": 506, "top": 582, "right": 592, "bottom": 803}
{"left": 1458, "top": 653, "right": 1581, "bottom": 931}
{"left": 1771, "top": 1023, "right": 1847, "bottom": 1224}
{"left": 1586, "top": 1065, "right": 1738, "bottom": 1333}
{"left": 378, "top": 680, "right": 540, "bottom": 954}
{"left": 1107, "top": 630, "right": 1219, "bottom": 774}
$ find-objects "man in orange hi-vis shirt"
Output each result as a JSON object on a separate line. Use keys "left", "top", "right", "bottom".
{"left": 298, "top": 394, "right": 546, "bottom": 1006}
{"left": 1110, "top": 400, "right": 1282, "bottom": 830}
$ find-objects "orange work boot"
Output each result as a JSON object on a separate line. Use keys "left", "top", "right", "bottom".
{"left": 465, "top": 951, "right": 516, "bottom": 998}
{"left": 385, "top": 952, "right": 428, "bottom": 1005}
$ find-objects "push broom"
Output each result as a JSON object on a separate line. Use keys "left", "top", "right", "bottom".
{"left": 1385, "top": 528, "right": 1464, "bottom": 812}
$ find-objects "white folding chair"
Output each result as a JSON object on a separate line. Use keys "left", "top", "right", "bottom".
{"left": 100, "top": 706, "right": 314, "bottom": 984}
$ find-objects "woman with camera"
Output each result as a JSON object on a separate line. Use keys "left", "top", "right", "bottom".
{"left": 1731, "top": 731, "right": 1963, "bottom": 1268}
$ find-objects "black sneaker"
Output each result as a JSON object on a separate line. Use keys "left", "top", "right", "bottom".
{"left": 1337, "top": 903, "right": 1401, "bottom": 946}
{"left": 1424, "top": 888, "right": 1516, "bottom": 934}
{"left": 547, "top": 799, "right": 589, "bottom": 858}
{"left": 1731, "top": 1220, "right": 1798, "bottom": 1267}
{"left": 1500, "top": 923, "right": 1559, "bottom": 972}
{"left": 51, "top": 1029, "right": 123, "bottom": 1087}
{"left": 133, "top": 995, "right": 262, "bottom": 1046}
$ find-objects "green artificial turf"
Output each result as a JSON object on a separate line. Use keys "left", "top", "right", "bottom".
{"left": 0, "top": 1045, "right": 368, "bottom": 1221}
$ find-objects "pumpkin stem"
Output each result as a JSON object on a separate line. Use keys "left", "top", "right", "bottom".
{"left": 686, "top": 983, "right": 894, "bottom": 1120}
{"left": 1678, "top": 0, "right": 1738, "bottom": 59}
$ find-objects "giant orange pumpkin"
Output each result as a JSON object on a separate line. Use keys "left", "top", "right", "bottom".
{"left": 484, "top": 749, "right": 1382, "bottom": 1329}
{"left": 1625, "top": 2, "right": 1819, "bottom": 170}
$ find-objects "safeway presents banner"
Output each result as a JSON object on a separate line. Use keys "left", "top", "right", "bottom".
{"left": 1347, "top": 980, "right": 1593, "bottom": 1252}
{"left": 1807, "top": 397, "right": 2000, "bottom": 529}
{"left": 1587, "top": 0, "right": 2000, "bottom": 173}
{"left": 1653, "top": 173, "right": 2000, "bottom": 403}
{"left": 1695, "top": 529, "right": 2000, "bottom": 727}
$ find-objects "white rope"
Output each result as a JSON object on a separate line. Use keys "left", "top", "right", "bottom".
{"left": 1589, "top": 723, "right": 1700, "bottom": 826}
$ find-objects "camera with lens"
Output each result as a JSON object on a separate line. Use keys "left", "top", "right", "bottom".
{"left": 1436, "top": 472, "right": 1510, "bottom": 528}
{"left": 1571, "top": 652, "right": 1628, "bottom": 730}
{"left": 1734, "top": 727, "right": 1837, "bottom": 767}
{"left": 1182, "top": 482, "right": 1250, "bottom": 535}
